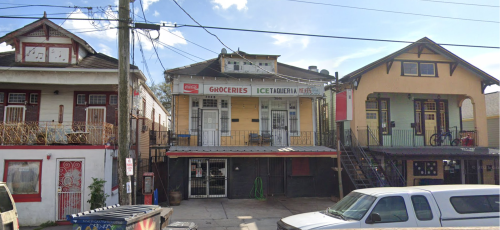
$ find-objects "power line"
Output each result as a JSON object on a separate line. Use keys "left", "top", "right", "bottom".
{"left": 166, "top": 24, "right": 500, "bottom": 49}
{"left": 283, "top": 0, "right": 499, "bottom": 24}
{"left": 418, "top": 0, "right": 498, "bottom": 7}
{"left": 0, "top": 16, "right": 122, "bottom": 21}
{"left": 170, "top": 0, "right": 326, "bottom": 85}
{"left": 0, "top": 3, "right": 117, "bottom": 9}
{"left": 138, "top": 0, "right": 166, "bottom": 71}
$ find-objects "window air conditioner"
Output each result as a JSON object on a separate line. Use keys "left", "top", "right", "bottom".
{"left": 234, "top": 65, "right": 240, "bottom": 71}
{"left": 142, "top": 125, "right": 148, "bottom": 132}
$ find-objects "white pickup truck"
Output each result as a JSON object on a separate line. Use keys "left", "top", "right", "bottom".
{"left": 277, "top": 185, "right": 500, "bottom": 229}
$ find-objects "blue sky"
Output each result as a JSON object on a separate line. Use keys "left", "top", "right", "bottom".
{"left": 0, "top": 0, "right": 499, "bottom": 92}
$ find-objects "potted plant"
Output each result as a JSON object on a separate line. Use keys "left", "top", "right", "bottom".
{"left": 169, "top": 185, "right": 182, "bottom": 206}
{"left": 36, "top": 132, "right": 46, "bottom": 145}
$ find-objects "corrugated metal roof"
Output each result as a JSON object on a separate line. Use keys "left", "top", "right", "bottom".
{"left": 168, "top": 146, "right": 336, "bottom": 153}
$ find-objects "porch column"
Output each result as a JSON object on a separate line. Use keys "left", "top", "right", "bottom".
{"left": 470, "top": 94, "right": 488, "bottom": 147}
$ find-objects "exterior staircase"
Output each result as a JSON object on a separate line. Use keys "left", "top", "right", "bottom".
{"left": 340, "top": 129, "right": 405, "bottom": 189}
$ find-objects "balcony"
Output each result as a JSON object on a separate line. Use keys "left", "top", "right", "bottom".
{"left": 355, "top": 126, "right": 478, "bottom": 148}
{"left": 0, "top": 122, "right": 117, "bottom": 146}
{"left": 154, "top": 130, "right": 336, "bottom": 147}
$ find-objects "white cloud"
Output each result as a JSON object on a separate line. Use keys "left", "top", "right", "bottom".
{"left": 271, "top": 35, "right": 310, "bottom": 49}
{"left": 98, "top": 44, "right": 112, "bottom": 56}
{"left": 135, "top": 22, "right": 187, "bottom": 51}
{"left": 0, "top": 43, "right": 14, "bottom": 52}
{"left": 142, "top": 0, "right": 159, "bottom": 11}
{"left": 153, "top": 11, "right": 160, "bottom": 17}
{"left": 62, "top": 9, "right": 118, "bottom": 41}
{"left": 212, "top": 0, "right": 247, "bottom": 11}
{"left": 468, "top": 51, "right": 500, "bottom": 93}
{"left": 331, "top": 47, "right": 387, "bottom": 68}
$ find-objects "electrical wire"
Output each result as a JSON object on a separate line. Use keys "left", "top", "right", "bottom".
{"left": 170, "top": 0, "right": 327, "bottom": 85}
{"left": 0, "top": 3, "right": 117, "bottom": 9}
{"left": 0, "top": 16, "right": 122, "bottom": 21}
{"left": 418, "top": 0, "right": 498, "bottom": 7}
{"left": 166, "top": 24, "right": 500, "bottom": 49}
{"left": 138, "top": 0, "right": 166, "bottom": 71}
{"left": 283, "top": 0, "right": 499, "bottom": 24}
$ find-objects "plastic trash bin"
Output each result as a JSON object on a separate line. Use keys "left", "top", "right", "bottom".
{"left": 165, "top": 222, "right": 198, "bottom": 230}
{"left": 67, "top": 205, "right": 163, "bottom": 230}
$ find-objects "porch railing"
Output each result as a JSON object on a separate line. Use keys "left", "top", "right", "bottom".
{"left": 356, "top": 126, "right": 478, "bottom": 147}
{"left": 0, "top": 122, "right": 117, "bottom": 145}
{"left": 164, "top": 130, "right": 336, "bottom": 147}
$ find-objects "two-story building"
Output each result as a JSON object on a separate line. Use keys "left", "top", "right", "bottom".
{"left": 0, "top": 16, "right": 167, "bottom": 225}
{"left": 335, "top": 37, "right": 499, "bottom": 190}
{"left": 164, "top": 50, "right": 339, "bottom": 200}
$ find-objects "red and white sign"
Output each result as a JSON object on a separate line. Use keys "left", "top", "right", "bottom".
{"left": 126, "top": 158, "right": 134, "bottom": 176}
{"left": 336, "top": 89, "right": 353, "bottom": 121}
{"left": 204, "top": 85, "right": 251, "bottom": 95}
{"left": 183, "top": 83, "right": 200, "bottom": 94}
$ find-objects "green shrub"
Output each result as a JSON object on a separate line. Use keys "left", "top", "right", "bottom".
{"left": 87, "top": 177, "right": 109, "bottom": 209}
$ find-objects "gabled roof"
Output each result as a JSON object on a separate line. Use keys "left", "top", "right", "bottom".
{"left": 0, "top": 17, "right": 95, "bottom": 54}
{"left": 340, "top": 37, "right": 499, "bottom": 86}
{"left": 165, "top": 58, "right": 333, "bottom": 80}
{"left": 0, "top": 51, "right": 138, "bottom": 69}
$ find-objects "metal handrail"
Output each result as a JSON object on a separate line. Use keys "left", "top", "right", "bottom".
{"left": 347, "top": 129, "right": 386, "bottom": 187}
{"left": 339, "top": 140, "right": 374, "bottom": 188}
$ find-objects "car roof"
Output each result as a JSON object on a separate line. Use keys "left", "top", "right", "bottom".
{"left": 354, "top": 185, "right": 500, "bottom": 196}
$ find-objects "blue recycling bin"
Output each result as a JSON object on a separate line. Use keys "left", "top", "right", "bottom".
{"left": 67, "top": 205, "right": 162, "bottom": 230}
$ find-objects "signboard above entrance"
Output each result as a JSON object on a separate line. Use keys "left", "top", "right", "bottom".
{"left": 177, "top": 83, "right": 324, "bottom": 97}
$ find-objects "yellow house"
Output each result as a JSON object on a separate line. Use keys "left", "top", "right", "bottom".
{"left": 163, "top": 51, "right": 339, "bottom": 199}
{"left": 336, "top": 37, "right": 499, "bottom": 189}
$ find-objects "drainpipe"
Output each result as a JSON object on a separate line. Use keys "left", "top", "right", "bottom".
{"left": 134, "top": 110, "right": 140, "bottom": 205}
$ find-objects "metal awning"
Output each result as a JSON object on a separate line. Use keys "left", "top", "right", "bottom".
{"left": 370, "top": 146, "right": 498, "bottom": 157}
{"left": 166, "top": 146, "right": 337, "bottom": 157}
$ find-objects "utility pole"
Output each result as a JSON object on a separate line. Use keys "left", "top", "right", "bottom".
{"left": 118, "top": 0, "right": 131, "bottom": 205}
{"left": 336, "top": 71, "right": 344, "bottom": 199}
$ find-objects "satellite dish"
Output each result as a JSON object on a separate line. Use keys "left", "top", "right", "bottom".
{"left": 320, "top": 69, "right": 329, "bottom": 75}
{"left": 221, "top": 48, "right": 227, "bottom": 54}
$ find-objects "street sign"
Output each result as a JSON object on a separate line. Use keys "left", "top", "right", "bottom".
{"left": 126, "top": 158, "right": 133, "bottom": 176}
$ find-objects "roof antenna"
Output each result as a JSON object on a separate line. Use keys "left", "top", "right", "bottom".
{"left": 43, "top": 11, "right": 47, "bottom": 18}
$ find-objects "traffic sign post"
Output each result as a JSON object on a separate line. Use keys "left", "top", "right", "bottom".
{"left": 126, "top": 158, "right": 134, "bottom": 176}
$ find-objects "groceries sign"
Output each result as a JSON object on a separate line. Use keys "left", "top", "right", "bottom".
{"left": 204, "top": 85, "right": 251, "bottom": 96}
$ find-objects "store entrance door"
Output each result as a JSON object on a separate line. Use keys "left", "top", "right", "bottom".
{"left": 271, "top": 110, "right": 288, "bottom": 146}
{"left": 188, "top": 158, "right": 227, "bottom": 198}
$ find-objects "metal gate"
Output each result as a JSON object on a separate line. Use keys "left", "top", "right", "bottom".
{"left": 271, "top": 110, "right": 288, "bottom": 146}
{"left": 268, "top": 158, "right": 285, "bottom": 196}
{"left": 188, "top": 158, "right": 227, "bottom": 198}
{"left": 86, "top": 107, "right": 106, "bottom": 144}
{"left": 56, "top": 160, "right": 84, "bottom": 221}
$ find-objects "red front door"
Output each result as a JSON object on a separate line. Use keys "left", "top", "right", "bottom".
{"left": 57, "top": 160, "right": 83, "bottom": 220}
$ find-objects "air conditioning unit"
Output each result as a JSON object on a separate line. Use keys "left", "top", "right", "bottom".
{"left": 142, "top": 125, "right": 149, "bottom": 132}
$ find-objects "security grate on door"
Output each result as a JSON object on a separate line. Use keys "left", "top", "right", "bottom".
{"left": 189, "top": 158, "right": 227, "bottom": 198}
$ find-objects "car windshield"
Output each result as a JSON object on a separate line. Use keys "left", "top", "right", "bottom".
{"left": 328, "top": 192, "right": 376, "bottom": 220}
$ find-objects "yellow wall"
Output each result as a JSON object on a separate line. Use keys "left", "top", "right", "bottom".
{"left": 291, "top": 98, "right": 314, "bottom": 146}
{"left": 351, "top": 50, "right": 489, "bottom": 146}
{"left": 482, "top": 159, "right": 496, "bottom": 185}
{"left": 407, "top": 159, "right": 444, "bottom": 186}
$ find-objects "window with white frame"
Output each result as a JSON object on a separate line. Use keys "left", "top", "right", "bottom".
{"left": 89, "top": 94, "right": 106, "bottom": 105}
{"left": 420, "top": 63, "right": 435, "bottom": 76}
{"left": 261, "top": 100, "right": 270, "bottom": 135}
{"left": 109, "top": 95, "right": 118, "bottom": 105}
{"left": 289, "top": 101, "right": 298, "bottom": 136}
{"left": 190, "top": 98, "right": 200, "bottom": 134}
{"left": 8, "top": 93, "right": 26, "bottom": 103}
{"left": 77, "top": 94, "right": 86, "bottom": 105}
{"left": 30, "top": 93, "right": 38, "bottom": 104}
{"left": 4, "top": 106, "right": 25, "bottom": 123}
{"left": 403, "top": 62, "right": 418, "bottom": 76}
{"left": 220, "top": 99, "right": 230, "bottom": 136}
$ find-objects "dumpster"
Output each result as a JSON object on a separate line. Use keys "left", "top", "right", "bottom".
{"left": 67, "top": 205, "right": 163, "bottom": 230}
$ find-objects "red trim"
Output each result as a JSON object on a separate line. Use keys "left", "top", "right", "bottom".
{"left": 0, "top": 145, "right": 110, "bottom": 149}
{"left": 55, "top": 221, "right": 71, "bottom": 225}
{"left": 22, "top": 42, "right": 72, "bottom": 64}
{"left": 112, "top": 185, "right": 119, "bottom": 191}
{"left": 73, "top": 91, "right": 117, "bottom": 123}
{"left": 3, "top": 159, "right": 42, "bottom": 203}
{"left": 166, "top": 151, "right": 339, "bottom": 156}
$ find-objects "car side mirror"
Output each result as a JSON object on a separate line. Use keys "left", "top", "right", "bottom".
{"left": 365, "top": 213, "right": 382, "bottom": 224}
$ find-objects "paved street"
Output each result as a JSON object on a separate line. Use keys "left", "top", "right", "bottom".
{"left": 20, "top": 197, "right": 335, "bottom": 230}
{"left": 169, "top": 197, "right": 335, "bottom": 230}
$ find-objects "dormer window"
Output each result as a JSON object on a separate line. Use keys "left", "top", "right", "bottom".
{"left": 24, "top": 43, "right": 72, "bottom": 64}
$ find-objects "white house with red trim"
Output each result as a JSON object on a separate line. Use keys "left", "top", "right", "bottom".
{"left": 0, "top": 16, "right": 167, "bottom": 226}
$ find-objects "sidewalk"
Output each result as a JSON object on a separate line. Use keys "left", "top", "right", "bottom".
{"left": 20, "top": 197, "right": 335, "bottom": 230}
{"left": 169, "top": 197, "right": 334, "bottom": 230}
